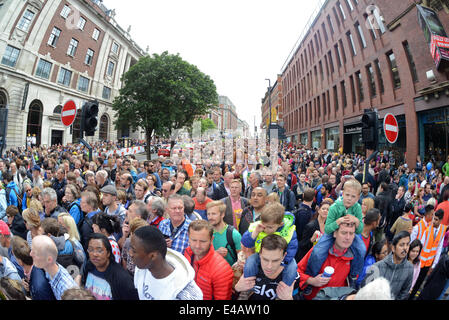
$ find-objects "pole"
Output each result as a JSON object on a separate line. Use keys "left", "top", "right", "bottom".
{"left": 265, "top": 78, "right": 271, "bottom": 144}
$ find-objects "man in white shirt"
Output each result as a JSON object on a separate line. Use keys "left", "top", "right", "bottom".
{"left": 130, "top": 225, "right": 202, "bottom": 300}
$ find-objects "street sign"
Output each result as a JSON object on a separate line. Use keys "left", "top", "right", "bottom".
{"left": 61, "top": 100, "right": 77, "bottom": 127}
{"left": 383, "top": 113, "right": 399, "bottom": 144}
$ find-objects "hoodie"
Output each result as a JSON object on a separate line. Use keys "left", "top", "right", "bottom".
{"left": 5, "top": 181, "right": 20, "bottom": 207}
{"left": 362, "top": 253, "right": 413, "bottom": 300}
{"left": 133, "top": 248, "right": 203, "bottom": 300}
{"left": 324, "top": 197, "right": 364, "bottom": 235}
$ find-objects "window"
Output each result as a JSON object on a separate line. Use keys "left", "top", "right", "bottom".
{"left": 85, "top": 49, "right": 94, "bottom": 65}
{"left": 322, "top": 23, "right": 329, "bottom": 42}
{"left": 58, "top": 67, "right": 72, "bottom": 86}
{"left": 387, "top": 51, "right": 401, "bottom": 88}
{"left": 355, "top": 22, "right": 367, "bottom": 48}
{"left": 1, "top": 45, "right": 20, "bottom": 67}
{"left": 53, "top": 105, "right": 62, "bottom": 114}
{"left": 92, "top": 28, "right": 100, "bottom": 40}
{"left": 102, "top": 86, "right": 111, "bottom": 100}
{"left": 319, "top": 60, "right": 324, "bottom": 81}
{"left": 328, "top": 51, "right": 335, "bottom": 74}
{"left": 338, "top": 2, "right": 347, "bottom": 20}
{"left": 346, "top": 0, "right": 354, "bottom": 11}
{"left": 78, "top": 76, "right": 89, "bottom": 92}
{"left": 341, "top": 80, "right": 347, "bottom": 108}
{"left": 111, "top": 42, "right": 119, "bottom": 54}
{"left": 327, "top": 15, "right": 335, "bottom": 34}
{"left": 333, "top": 85, "right": 339, "bottom": 112}
{"left": 106, "top": 61, "right": 115, "bottom": 76}
{"left": 371, "top": 7, "right": 386, "bottom": 34}
{"left": 35, "top": 59, "right": 52, "bottom": 79}
{"left": 67, "top": 38, "right": 78, "bottom": 56}
{"left": 374, "top": 59, "right": 384, "bottom": 94}
{"left": 339, "top": 39, "right": 347, "bottom": 63}
{"left": 356, "top": 71, "right": 364, "bottom": 101}
{"left": 347, "top": 31, "right": 357, "bottom": 56}
{"left": 332, "top": 7, "right": 341, "bottom": 27}
{"left": 77, "top": 17, "right": 86, "bottom": 30}
{"left": 60, "top": 4, "right": 71, "bottom": 18}
{"left": 366, "top": 64, "right": 376, "bottom": 97}
{"left": 349, "top": 75, "right": 356, "bottom": 104}
{"left": 403, "top": 41, "right": 418, "bottom": 82}
{"left": 47, "top": 27, "right": 61, "bottom": 47}
{"left": 17, "top": 9, "right": 35, "bottom": 32}
{"left": 365, "top": 13, "right": 378, "bottom": 40}
{"left": 334, "top": 44, "right": 342, "bottom": 67}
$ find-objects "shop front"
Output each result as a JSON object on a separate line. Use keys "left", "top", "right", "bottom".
{"left": 311, "top": 129, "right": 322, "bottom": 150}
{"left": 300, "top": 132, "right": 308, "bottom": 147}
{"left": 343, "top": 123, "right": 363, "bottom": 155}
{"left": 325, "top": 126, "right": 340, "bottom": 152}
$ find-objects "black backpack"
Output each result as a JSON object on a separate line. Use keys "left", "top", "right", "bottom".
{"left": 225, "top": 225, "right": 238, "bottom": 263}
{"left": 5, "top": 187, "right": 22, "bottom": 212}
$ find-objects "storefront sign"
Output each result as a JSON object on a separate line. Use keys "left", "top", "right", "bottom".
{"left": 344, "top": 125, "right": 362, "bottom": 134}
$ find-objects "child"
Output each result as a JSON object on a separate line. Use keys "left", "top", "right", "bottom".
{"left": 241, "top": 202, "right": 298, "bottom": 286}
{"left": 305, "top": 179, "right": 366, "bottom": 290}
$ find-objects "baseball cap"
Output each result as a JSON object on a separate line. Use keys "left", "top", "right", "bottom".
{"left": 100, "top": 185, "right": 117, "bottom": 196}
{"left": 32, "top": 165, "right": 41, "bottom": 171}
{"left": 0, "top": 221, "right": 11, "bottom": 236}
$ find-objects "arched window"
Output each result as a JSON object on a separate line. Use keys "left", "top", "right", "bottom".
{"left": 99, "top": 114, "right": 109, "bottom": 141}
{"left": 53, "top": 105, "right": 62, "bottom": 114}
{"left": 0, "top": 91, "right": 7, "bottom": 108}
{"left": 26, "top": 100, "right": 43, "bottom": 147}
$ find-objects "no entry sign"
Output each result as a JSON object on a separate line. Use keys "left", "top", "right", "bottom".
{"left": 61, "top": 100, "right": 77, "bottom": 127}
{"left": 383, "top": 113, "right": 399, "bottom": 144}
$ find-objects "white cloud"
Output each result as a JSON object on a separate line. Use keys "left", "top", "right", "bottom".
{"left": 104, "top": 0, "right": 321, "bottom": 133}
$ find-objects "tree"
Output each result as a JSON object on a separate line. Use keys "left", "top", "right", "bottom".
{"left": 201, "top": 118, "right": 217, "bottom": 134}
{"left": 112, "top": 51, "right": 218, "bottom": 159}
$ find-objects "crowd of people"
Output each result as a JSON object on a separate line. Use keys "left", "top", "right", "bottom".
{"left": 0, "top": 140, "right": 448, "bottom": 301}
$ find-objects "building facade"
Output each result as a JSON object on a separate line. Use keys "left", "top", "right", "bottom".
{"left": 280, "top": 0, "right": 449, "bottom": 167}
{"left": 218, "top": 95, "right": 238, "bottom": 131}
{"left": 261, "top": 74, "right": 283, "bottom": 130}
{"left": 0, "top": 0, "right": 145, "bottom": 149}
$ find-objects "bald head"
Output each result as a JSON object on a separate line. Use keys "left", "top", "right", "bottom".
{"left": 31, "top": 235, "right": 58, "bottom": 269}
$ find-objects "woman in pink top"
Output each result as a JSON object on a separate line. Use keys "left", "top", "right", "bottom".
{"left": 407, "top": 239, "right": 423, "bottom": 292}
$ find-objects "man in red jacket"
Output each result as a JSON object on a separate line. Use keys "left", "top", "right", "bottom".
{"left": 184, "top": 220, "right": 234, "bottom": 300}
{"left": 297, "top": 222, "right": 356, "bottom": 300}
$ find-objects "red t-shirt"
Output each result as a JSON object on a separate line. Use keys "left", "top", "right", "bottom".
{"left": 361, "top": 233, "right": 371, "bottom": 253}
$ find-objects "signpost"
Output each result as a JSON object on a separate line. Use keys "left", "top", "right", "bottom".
{"left": 383, "top": 113, "right": 399, "bottom": 144}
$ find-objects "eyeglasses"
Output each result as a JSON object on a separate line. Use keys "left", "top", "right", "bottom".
{"left": 87, "top": 248, "right": 105, "bottom": 255}
{"left": 162, "top": 189, "right": 169, "bottom": 193}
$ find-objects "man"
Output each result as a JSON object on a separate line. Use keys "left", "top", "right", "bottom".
{"left": 207, "top": 201, "right": 242, "bottom": 266}
{"left": 122, "top": 158, "right": 138, "bottom": 183}
{"left": 297, "top": 222, "right": 357, "bottom": 300}
{"left": 214, "top": 172, "right": 233, "bottom": 201}
{"left": 362, "top": 231, "right": 414, "bottom": 300}
{"left": 293, "top": 188, "right": 315, "bottom": 261}
{"left": 41, "top": 188, "right": 67, "bottom": 219}
{"left": 101, "top": 185, "right": 127, "bottom": 226}
{"left": 3, "top": 171, "right": 20, "bottom": 209}
{"left": 410, "top": 204, "right": 434, "bottom": 243}
{"left": 160, "top": 168, "right": 171, "bottom": 184}
{"left": 119, "top": 200, "right": 150, "bottom": 250}
{"left": 389, "top": 185, "right": 406, "bottom": 241}
{"left": 235, "top": 234, "right": 300, "bottom": 300}
{"left": 192, "top": 187, "right": 212, "bottom": 220}
{"left": 120, "top": 172, "right": 135, "bottom": 199}
{"left": 221, "top": 179, "right": 249, "bottom": 230}
{"left": 137, "top": 160, "right": 162, "bottom": 190}
{"left": 95, "top": 170, "right": 110, "bottom": 189}
{"left": 439, "top": 176, "right": 449, "bottom": 203}
{"left": 30, "top": 235, "right": 78, "bottom": 300}
{"left": 79, "top": 191, "right": 101, "bottom": 251}
{"left": 9, "top": 162, "right": 23, "bottom": 194}
{"left": 158, "top": 194, "right": 192, "bottom": 254}
{"left": 261, "top": 169, "right": 276, "bottom": 195}
{"left": 239, "top": 187, "right": 268, "bottom": 235}
{"left": 183, "top": 220, "right": 234, "bottom": 300}
{"left": 134, "top": 179, "right": 150, "bottom": 203}
{"left": 212, "top": 166, "right": 224, "bottom": 186}
{"left": 52, "top": 168, "right": 66, "bottom": 205}
{"left": 130, "top": 225, "right": 203, "bottom": 300}
{"left": 161, "top": 181, "right": 175, "bottom": 202}
{"left": 410, "top": 209, "right": 448, "bottom": 299}
{"left": 436, "top": 189, "right": 449, "bottom": 226}
{"left": 423, "top": 183, "right": 433, "bottom": 203}
{"left": 292, "top": 173, "right": 310, "bottom": 204}
{"left": 359, "top": 208, "right": 381, "bottom": 259}
{"left": 358, "top": 182, "right": 375, "bottom": 205}
{"left": 173, "top": 171, "right": 190, "bottom": 196}
{"left": 374, "top": 182, "right": 393, "bottom": 240}
{"left": 273, "top": 173, "right": 296, "bottom": 212}
{"left": 111, "top": 158, "right": 122, "bottom": 183}
{"left": 205, "top": 169, "right": 219, "bottom": 200}
{"left": 243, "top": 171, "right": 262, "bottom": 199}
{"left": 308, "top": 168, "right": 322, "bottom": 189}
{"left": 32, "top": 165, "right": 44, "bottom": 190}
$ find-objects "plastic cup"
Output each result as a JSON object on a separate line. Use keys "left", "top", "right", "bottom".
{"left": 322, "top": 266, "right": 334, "bottom": 278}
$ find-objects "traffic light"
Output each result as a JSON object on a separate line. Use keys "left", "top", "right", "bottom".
{"left": 361, "top": 109, "right": 378, "bottom": 150}
{"left": 81, "top": 100, "right": 99, "bottom": 137}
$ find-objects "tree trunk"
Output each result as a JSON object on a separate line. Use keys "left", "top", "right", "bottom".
{"left": 146, "top": 128, "right": 153, "bottom": 160}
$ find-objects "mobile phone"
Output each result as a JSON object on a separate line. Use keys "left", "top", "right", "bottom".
{"left": 163, "top": 234, "right": 170, "bottom": 239}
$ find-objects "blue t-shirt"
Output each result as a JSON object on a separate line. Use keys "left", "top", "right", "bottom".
{"left": 85, "top": 269, "right": 112, "bottom": 300}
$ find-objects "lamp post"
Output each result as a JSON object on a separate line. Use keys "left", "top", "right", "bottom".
{"left": 265, "top": 78, "right": 272, "bottom": 143}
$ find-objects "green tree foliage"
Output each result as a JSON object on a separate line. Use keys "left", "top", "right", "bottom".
{"left": 201, "top": 118, "right": 217, "bottom": 134}
{"left": 112, "top": 51, "right": 218, "bottom": 159}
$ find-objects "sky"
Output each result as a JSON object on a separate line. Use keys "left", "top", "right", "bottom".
{"left": 104, "top": 0, "right": 322, "bottom": 134}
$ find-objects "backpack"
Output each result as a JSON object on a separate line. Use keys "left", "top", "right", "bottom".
{"left": 69, "top": 202, "right": 83, "bottom": 231}
{"left": 225, "top": 225, "right": 238, "bottom": 263}
{"left": 56, "top": 240, "right": 81, "bottom": 269}
{"left": 6, "top": 187, "right": 22, "bottom": 212}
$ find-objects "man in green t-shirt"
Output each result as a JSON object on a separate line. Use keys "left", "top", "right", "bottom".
{"left": 206, "top": 200, "right": 242, "bottom": 266}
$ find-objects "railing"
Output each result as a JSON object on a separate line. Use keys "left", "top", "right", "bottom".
{"left": 280, "top": 0, "right": 327, "bottom": 74}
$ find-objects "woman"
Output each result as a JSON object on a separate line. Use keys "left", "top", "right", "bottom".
{"left": 92, "top": 213, "right": 121, "bottom": 264}
{"left": 407, "top": 239, "right": 423, "bottom": 293}
{"left": 296, "top": 199, "right": 333, "bottom": 262}
{"left": 404, "top": 182, "right": 415, "bottom": 204}
{"left": 22, "top": 208, "right": 42, "bottom": 248}
{"left": 356, "top": 239, "right": 389, "bottom": 288}
{"left": 77, "top": 233, "right": 138, "bottom": 300}
{"left": 361, "top": 197, "right": 375, "bottom": 218}
{"left": 413, "top": 187, "right": 426, "bottom": 218}
{"left": 145, "top": 174, "right": 159, "bottom": 197}
{"left": 57, "top": 212, "right": 86, "bottom": 267}
{"left": 62, "top": 184, "right": 82, "bottom": 227}
{"left": 121, "top": 218, "right": 148, "bottom": 276}
{"left": 6, "top": 206, "right": 27, "bottom": 240}
{"left": 189, "top": 175, "right": 200, "bottom": 198}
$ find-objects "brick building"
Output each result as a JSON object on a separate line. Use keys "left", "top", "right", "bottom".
{"left": 218, "top": 95, "right": 238, "bottom": 131}
{"left": 261, "top": 74, "right": 283, "bottom": 130}
{"left": 0, "top": 0, "right": 145, "bottom": 149}
{"left": 280, "top": 0, "right": 449, "bottom": 167}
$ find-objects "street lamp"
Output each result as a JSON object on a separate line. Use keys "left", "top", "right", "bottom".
{"left": 265, "top": 78, "right": 272, "bottom": 143}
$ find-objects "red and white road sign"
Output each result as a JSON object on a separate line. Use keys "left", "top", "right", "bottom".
{"left": 383, "top": 113, "right": 399, "bottom": 144}
{"left": 61, "top": 100, "right": 77, "bottom": 127}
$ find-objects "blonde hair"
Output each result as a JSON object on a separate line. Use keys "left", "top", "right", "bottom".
{"left": 22, "top": 208, "right": 41, "bottom": 229}
{"left": 266, "top": 192, "right": 280, "bottom": 203}
{"left": 362, "top": 197, "right": 375, "bottom": 213}
{"left": 343, "top": 179, "right": 362, "bottom": 194}
{"left": 28, "top": 199, "right": 43, "bottom": 214}
{"left": 261, "top": 202, "right": 285, "bottom": 225}
{"left": 129, "top": 218, "right": 149, "bottom": 234}
{"left": 206, "top": 200, "right": 226, "bottom": 215}
{"left": 57, "top": 212, "right": 80, "bottom": 241}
